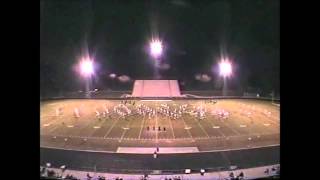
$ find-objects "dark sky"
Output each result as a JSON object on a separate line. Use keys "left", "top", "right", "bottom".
{"left": 40, "top": 0, "right": 279, "bottom": 95}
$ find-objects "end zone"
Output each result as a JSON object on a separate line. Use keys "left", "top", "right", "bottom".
{"left": 116, "top": 147, "right": 199, "bottom": 154}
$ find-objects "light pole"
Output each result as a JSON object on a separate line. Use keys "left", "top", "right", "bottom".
{"left": 79, "top": 57, "right": 94, "bottom": 98}
{"left": 218, "top": 59, "right": 232, "bottom": 96}
{"left": 149, "top": 39, "right": 163, "bottom": 79}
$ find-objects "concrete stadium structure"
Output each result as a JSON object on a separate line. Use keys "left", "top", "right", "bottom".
{"left": 132, "top": 80, "right": 183, "bottom": 97}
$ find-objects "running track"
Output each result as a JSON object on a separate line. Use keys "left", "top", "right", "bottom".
{"left": 40, "top": 146, "right": 279, "bottom": 173}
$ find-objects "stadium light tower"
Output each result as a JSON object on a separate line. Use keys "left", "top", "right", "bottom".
{"left": 79, "top": 57, "right": 94, "bottom": 98}
{"left": 149, "top": 38, "right": 163, "bottom": 79}
{"left": 219, "top": 59, "right": 232, "bottom": 96}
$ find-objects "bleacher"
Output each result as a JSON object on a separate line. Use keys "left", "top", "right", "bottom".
{"left": 40, "top": 164, "right": 280, "bottom": 180}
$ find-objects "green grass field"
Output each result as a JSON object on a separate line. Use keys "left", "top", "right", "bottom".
{"left": 40, "top": 99, "right": 280, "bottom": 152}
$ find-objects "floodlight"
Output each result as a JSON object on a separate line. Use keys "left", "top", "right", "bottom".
{"left": 219, "top": 60, "right": 232, "bottom": 77}
{"left": 149, "top": 39, "right": 163, "bottom": 58}
{"left": 109, "top": 73, "right": 117, "bottom": 79}
{"left": 80, "top": 58, "right": 94, "bottom": 77}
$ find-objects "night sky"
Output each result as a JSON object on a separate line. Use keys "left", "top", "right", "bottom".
{"left": 40, "top": 0, "right": 279, "bottom": 96}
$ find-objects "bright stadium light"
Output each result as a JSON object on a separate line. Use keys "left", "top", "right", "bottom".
{"left": 218, "top": 58, "right": 233, "bottom": 96}
{"left": 148, "top": 38, "right": 164, "bottom": 79}
{"left": 77, "top": 56, "right": 95, "bottom": 98}
{"left": 80, "top": 58, "right": 94, "bottom": 77}
{"left": 149, "top": 39, "right": 163, "bottom": 59}
{"left": 219, "top": 60, "right": 232, "bottom": 77}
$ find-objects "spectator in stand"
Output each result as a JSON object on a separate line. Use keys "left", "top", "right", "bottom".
{"left": 229, "top": 172, "right": 234, "bottom": 178}
{"left": 47, "top": 170, "right": 54, "bottom": 177}
{"left": 40, "top": 167, "right": 45, "bottom": 175}
{"left": 238, "top": 171, "right": 244, "bottom": 179}
{"left": 97, "top": 175, "right": 106, "bottom": 180}
{"left": 86, "top": 172, "right": 92, "bottom": 179}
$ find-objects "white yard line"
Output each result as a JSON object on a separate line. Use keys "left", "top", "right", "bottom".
{"left": 221, "top": 120, "right": 241, "bottom": 136}
{"left": 264, "top": 116, "right": 280, "bottom": 126}
{"left": 40, "top": 116, "right": 55, "bottom": 125}
{"left": 46, "top": 115, "right": 66, "bottom": 134}
{"left": 43, "top": 116, "right": 63, "bottom": 133}
{"left": 193, "top": 118, "right": 210, "bottom": 138}
{"left": 71, "top": 114, "right": 102, "bottom": 137}
{"left": 47, "top": 124, "right": 61, "bottom": 134}
{"left": 103, "top": 117, "right": 120, "bottom": 138}
{"left": 87, "top": 117, "right": 109, "bottom": 138}
{"left": 168, "top": 116, "right": 176, "bottom": 139}
{"left": 156, "top": 111, "right": 158, "bottom": 143}
{"left": 205, "top": 118, "right": 226, "bottom": 138}
{"left": 181, "top": 116, "right": 195, "bottom": 141}
{"left": 138, "top": 115, "right": 146, "bottom": 140}
{"left": 256, "top": 111, "right": 280, "bottom": 127}
{"left": 119, "top": 129, "right": 127, "bottom": 143}
{"left": 119, "top": 116, "right": 134, "bottom": 142}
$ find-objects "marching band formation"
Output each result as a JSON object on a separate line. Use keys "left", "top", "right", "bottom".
{"left": 53, "top": 100, "right": 278, "bottom": 129}
{"left": 62, "top": 100, "right": 222, "bottom": 121}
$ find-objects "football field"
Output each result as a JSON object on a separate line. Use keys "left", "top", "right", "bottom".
{"left": 40, "top": 99, "right": 280, "bottom": 152}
